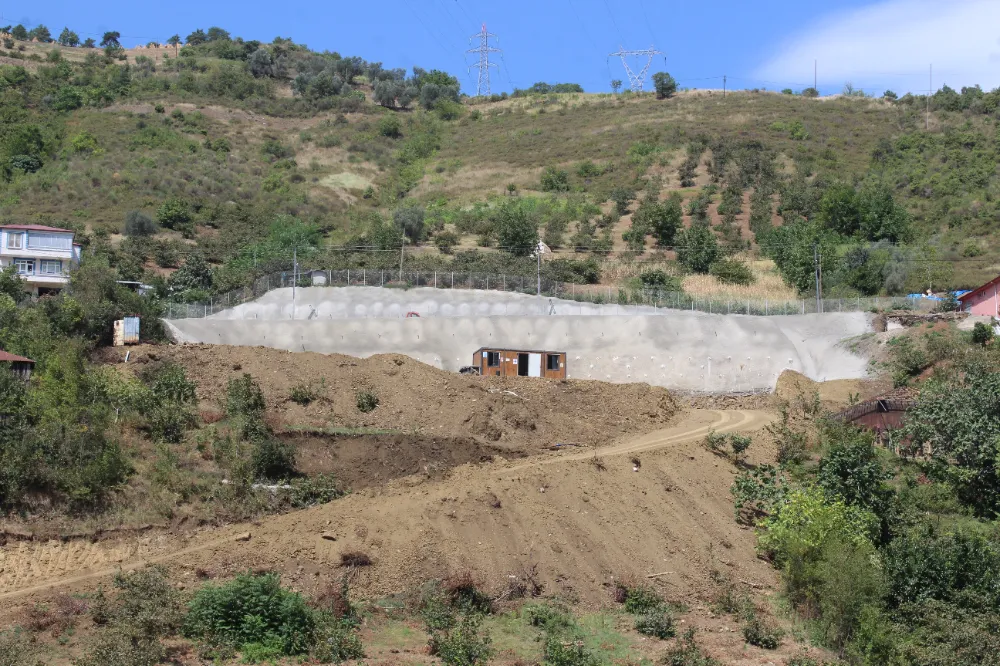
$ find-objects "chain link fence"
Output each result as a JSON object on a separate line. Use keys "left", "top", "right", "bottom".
{"left": 164, "top": 268, "right": 933, "bottom": 320}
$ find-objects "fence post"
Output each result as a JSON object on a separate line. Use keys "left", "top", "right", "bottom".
{"left": 381, "top": 270, "right": 384, "bottom": 286}
{"left": 434, "top": 271, "right": 437, "bottom": 288}
{"left": 765, "top": 299, "right": 768, "bottom": 315}
{"left": 452, "top": 272, "right": 454, "bottom": 288}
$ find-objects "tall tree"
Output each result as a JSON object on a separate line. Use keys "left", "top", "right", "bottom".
{"left": 492, "top": 202, "right": 539, "bottom": 257}
{"left": 185, "top": 29, "right": 207, "bottom": 46}
{"left": 611, "top": 79, "right": 622, "bottom": 95}
{"left": 100, "top": 31, "right": 121, "bottom": 48}
{"left": 82, "top": 37, "right": 95, "bottom": 48}
{"left": 167, "top": 34, "right": 181, "bottom": 55}
{"left": 28, "top": 25, "right": 52, "bottom": 42}
{"left": 652, "top": 72, "right": 677, "bottom": 99}
{"left": 10, "top": 25, "right": 28, "bottom": 41}
{"left": 57, "top": 27, "right": 80, "bottom": 47}
{"left": 675, "top": 221, "right": 720, "bottom": 273}
{"left": 206, "top": 26, "right": 230, "bottom": 42}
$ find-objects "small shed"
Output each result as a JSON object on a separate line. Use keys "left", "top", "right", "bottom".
{"left": 0, "top": 350, "right": 35, "bottom": 381}
{"left": 113, "top": 317, "right": 141, "bottom": 346}
{"left": 473, "top": 347, "right": 567, "bottom": 379}
{"left": 959, "top": 274, "right": 1000, "bottom": 316}
{"left": 308, "top": 270, "right": 328, "bottom": 286}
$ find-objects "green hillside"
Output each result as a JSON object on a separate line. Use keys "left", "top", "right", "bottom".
{"left": 2, "top": 27, "right": 999, "bottom": 302}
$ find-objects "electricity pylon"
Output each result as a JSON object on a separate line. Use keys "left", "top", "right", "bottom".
{"left": 468, "top": 24, "right": 501, "bottom": 96}
{"left": 609, "top": 46, "right": 663, "bottom": 92}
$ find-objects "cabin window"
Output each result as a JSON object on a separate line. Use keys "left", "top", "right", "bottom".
{"left": 486, "top": 351, "right": 500, "bottom": 367}
{"left": 547, "top": 354, "right": 560, "bottom": 371}
{"left": 7, "top": 233, "right": 23, "bottom": 250}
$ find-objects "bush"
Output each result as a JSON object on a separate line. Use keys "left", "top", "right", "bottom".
{"left": 676, "top": 223, "right": 720, "bottom": 274}
{"left": 742, "top": 614, "right": 782, "bottom": 649}
{"left": 289, "top": 382, "right": 319, "bottom": 405}
{"left": 154, "top": 104, "right": 165, "bottom": 113}
{"left": 261, "top": 138, "right": 294, "bottom": 161}
{"left": 540, "top": 166, "right": 570, "bottom": 192}
{"left": 709, "top": 259, "right": 754, "bottom": 285}
{"left": 226, "top": 374, "right": 266, "bottom": 419}
{"left": 123, "top": 210, "right": 157, "bottom": 237}
{"left": 435, "top": 230, "right": 460, "bottom": 254}
{"left": 639, "top": 269, "right": 681, "bottom": 291}
{"left": 609, "top": 186, "right": 635, "bottom": 215}
{"left": 652, "top": 72, "right": 677, "bottom": 99}
{"left": 542, "top": 634, "right": 601, "bottom": 666}
{"left": 663, "top": 629, "right": 720, "bottom": 666}
{"left": 635, "top": 610, "right": 676, "bottom": 639}
{"left": 313, "top": 618, "right": 364, "bottom": 663}
{"left": 356, "top": 390, "right": 379, "bottom": 413}
{"left": 972, "top": 321, "right": 994, "bottom": 346}
{"left": 183, "top": 573, "right": 318, "bottom": 656}
{"left": 156, "top": 198, "right": 192, "bottom": 230}
{"left": 251, "top": 437, "right": 296, "bottom": 481}
{"left": 622, "top": 584, "right": 663, "bottom": 614}
{"left": 378, "top": 114, "right": 402, "bottom": 138}
{"left": 428, "top": 613, "right": 493, "bottom": 666}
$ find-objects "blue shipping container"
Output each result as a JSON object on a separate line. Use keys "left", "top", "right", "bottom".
{"left": 123, "top": 317, "right": 140, "bottom": 344}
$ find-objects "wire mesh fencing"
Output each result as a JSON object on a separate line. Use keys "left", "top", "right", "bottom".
{"left": 163, "top": 268, "right": 932, "bottom": 320}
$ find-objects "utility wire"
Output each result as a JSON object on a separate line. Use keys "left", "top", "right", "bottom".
{"left": 600, "top": 0, "right": 626, "bottom": 44}
{"left": 637, "top": 0, "right": 659, "bottom": 46}
{"left": 565, "top": 0, "right": 614, "bottom": 84}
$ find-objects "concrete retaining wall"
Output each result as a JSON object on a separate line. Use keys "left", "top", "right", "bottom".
{"left": 166, "top": 287, "right": 872, "bottom": 392}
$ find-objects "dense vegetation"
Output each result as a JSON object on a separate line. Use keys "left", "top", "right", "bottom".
{"left": 733, "top": 325, "right": 1000, "bottom": 665}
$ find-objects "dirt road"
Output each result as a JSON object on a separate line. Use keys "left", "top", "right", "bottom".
{"left": 0, "top": 408, "right": 772, "bottom": 604}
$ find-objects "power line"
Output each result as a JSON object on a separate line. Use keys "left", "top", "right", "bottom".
{"left": 609, "top": 46, "right": 663, "bottom": 92}
{"left": 564, "top": 0, "right": 614, "bottom": 85}
{"left": 600, "top": 0, "right": 626, "bottom": 44}
{"left": 637, "top": 0, "right": 659, "bottom": 47}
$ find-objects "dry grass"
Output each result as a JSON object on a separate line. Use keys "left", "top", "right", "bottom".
{"left": 682, "top": 259, "right": 799, "bottom": 302}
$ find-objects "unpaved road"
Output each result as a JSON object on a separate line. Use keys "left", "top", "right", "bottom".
{"left": 0, "top": 408, "right": 772, "bottom": 603}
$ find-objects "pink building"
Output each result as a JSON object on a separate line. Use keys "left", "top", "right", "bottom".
{"left": 959, "top": 275, "right": 1000, "bottom": 316}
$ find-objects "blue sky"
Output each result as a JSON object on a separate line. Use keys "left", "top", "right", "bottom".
{"left": 6, "top": 0, "right": 999, "bottom": 95}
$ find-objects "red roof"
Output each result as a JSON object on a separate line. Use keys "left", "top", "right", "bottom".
{"left": 0, "top": 224, "right": 73, "bottom": 233}
{"left": 0, "top": 351, "right": 34, "bottom": 364}
{"left": 959, "top": 274, "right": 1000, "bottom": 302}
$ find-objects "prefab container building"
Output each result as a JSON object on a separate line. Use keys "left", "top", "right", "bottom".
{"left": 473, "top": 347, "right": 567, "bottom": 379}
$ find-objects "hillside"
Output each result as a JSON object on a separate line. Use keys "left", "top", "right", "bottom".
{"left": 2, "top": 27, "right": 999, "bottom": 306}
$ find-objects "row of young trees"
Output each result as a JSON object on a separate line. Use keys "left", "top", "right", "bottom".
{"left": 2, "top": 24, "right": 125, "bottom": 49}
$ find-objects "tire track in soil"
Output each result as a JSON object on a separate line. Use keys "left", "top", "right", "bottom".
{"left": 0, "top": 408, "right": 771, "bottom": 601}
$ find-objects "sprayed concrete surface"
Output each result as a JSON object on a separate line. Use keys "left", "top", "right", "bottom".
{"left": 166, "top": 287, "right": 871, "bottom": 392}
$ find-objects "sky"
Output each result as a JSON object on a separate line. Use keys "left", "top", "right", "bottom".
{"left": 5, "top": 0, "right": 999, "bottom": 96}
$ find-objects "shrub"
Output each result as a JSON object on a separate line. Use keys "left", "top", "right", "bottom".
{"left": 154, "top": 104, "right": 165, "bottom": 113}
{"left": 394, "top": 205, "right": 426, "bottom": 242}
{"left": 652, "top": 71, "right": 677, "bottom": 99}
{"left": 226, "top": 374, "right": 266, "bottom": 419}
{"left": 70, "top": 131, "right": 99, "bottom": 154}
{"left": 742, "top": 614, "right": 782, "bottom": 649}
{"left": 340, "top": 551, "right": 372, "bottom": 567}
{"left": 251, "top": 437, "right": 296, "bottom": 481}
{"left": 428, "top": 613, "right": 493, "bottom": 666}
{"left": 623, "top": 585, "right": 663, "bottom": 614}
{"left": 289, "top": 382, "right": 319, "bottom": 405}
{"left": 609, "top": 186, "right": 635, "bottom": 215}
{"left": 540, "top": 166, "right": 570, "bottom": 192}
{"left": 709, "top": 259, "right": 754, "bottom": 285}
{"left": 635, "top": 610, "right": 676, "bottom": 639}
{"left": 639, "top": 269, "right": 681, "bottom": 291}
{"left": 313, "top": 618, "right": 364, "bottom": 663}
{"left": 261, "top": 138, "right": 294, "bottom": 161}
{"left": 676, "top": 222, "right": 720, "bottom": 273}
{"left": 183, "top": 573, "right": 318, "bottom": 656}
{"left": 435, "top": 230, "right": 460, "bottom": 254}
{"left": 378, "top": 114, "right": 402, "bottom": 138}
{"left": 523, "top": 603, "right": 574, "bottom": 633}
{"left": 444, "top": 572, "right": 493, "bottom": 615}
{"left": 663, "top": 628, "right": 720, "bottom": 666}
{"left": 972, "top": 321, "right": 994, "bottom": 346}
{"left": 542, "top": 634, "right": 600, "bottom": 666}
{"left": 123, "top": 210, "right": 157, "bottom": 237}
{"left": 156, "top": 198, "right": 192, "bottom": 230}
{"left": 356, "top": 390, "right": 379, "bottom": 413}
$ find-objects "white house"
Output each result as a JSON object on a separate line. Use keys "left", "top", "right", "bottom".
{"left": 0, "top": 224, "right": 81, "bottom": 296}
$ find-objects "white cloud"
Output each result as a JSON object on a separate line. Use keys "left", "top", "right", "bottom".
{"left": 755, "top": 0, "right": 1000, "bottom": 94}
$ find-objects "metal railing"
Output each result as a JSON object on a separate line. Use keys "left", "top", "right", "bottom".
{"left": 163, "top": 268, "right": 931, "bottom": 320}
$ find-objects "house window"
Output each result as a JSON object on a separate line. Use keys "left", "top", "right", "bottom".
{"left": 13, "top": 258, "right": 34, "bottom": 275}
{"left": 7, "top": 233, "right": 23, "bottom": 250}
{"left": 26, "top": 233, "right": 71, "bottom": 251}
{"left": 39, "top": 260, "right": 62, "bottom": 275}
{"left": 486, "top": 351, "right": 501, "bottom": 367}
{"left": 547, "top": 354, "right": 561, "bottom": 371}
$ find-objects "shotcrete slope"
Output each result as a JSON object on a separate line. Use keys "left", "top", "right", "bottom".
{"left": 166, "top": 287, "right": 871, "bottom": 392}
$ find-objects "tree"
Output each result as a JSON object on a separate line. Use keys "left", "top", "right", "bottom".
{"left": 156, "top": 198, "right": 192, "bottom": 230}
{"left": 206, "top": 26, "right": 230, "bottom": 42}
{"left": 393, "top": 205, "right": 425, "bottom": 243}
{"left": 419, "top": 83, "right": 460, "bottom": 110}
{"left": 675, "top": 222, "right": 720, "bottom": 274}
{"left": 883, "top": 90, "right": 898, "bottom": 101}
{"left": 611, "top": 79, "right": 622, "bottom": 95}
{"left": 652, "top": 72, "right": 677, "bottom": 99}
{"left": 123, "top": 211, "right": 157, "bottom": 237}
{"left": 857, "top": 183, "right": 912, "bottom": 243}
{"left": 610, "top": 186, "right": 635, "bottom": 215}
{"left": 28, "top": 25, "right": 51, "bottom": 42}
{"left": 57, "top": 27, "right": 79, "bottom": 47}
{"left": 492, "top": 202, "right": 538, "bottom": 257}
{"left": 248, "top": 48, "right": 274, "bottom": 78}
{"left": 169, "top": 253, "right": 213, "bottom": 294}
{"left": 634, "top": 194, "right": 681, "bottom": 247}
{"left": 100, "top": 31, "right": 121, "bottom": 48}
{"left": 802, "top": 87, "right": 819, "bottom": 98}
{"left": 167, "top": 34, "right": 181, "bottom": 55}
{"left": 82, "top": 37, "right": 96, "bottom": 49}
{"left": 540, "top": 166, "right": 570, "bottom": 192}
{"left": 377, "top": 114, "right": 402, "bottom": 138}
{"left": 185, "top": 29, "right": 207, "bottom": 46}
{"left": 10, "top": 25, "right": 28, "bottom": 41}
{"left": 817, "top": 183, "right": 861, "bottom": 236}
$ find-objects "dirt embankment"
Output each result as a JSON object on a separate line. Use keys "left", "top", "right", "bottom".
{"left": 108, "top": 344, "right": 679, "bottom": 454}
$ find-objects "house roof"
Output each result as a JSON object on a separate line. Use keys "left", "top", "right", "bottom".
{"left": 959, "top": 274, "right": 1000, "bottom": 302}
{"left": 475, "top": 347, "right": 566, "bottom": 355}
{"left": 0, "top": 224, "right": 74, "bottom": 233}
{"left": 0, "top": 351, "right": 34, "bottom": 364}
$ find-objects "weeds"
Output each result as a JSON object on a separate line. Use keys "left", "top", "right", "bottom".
{"left": 428, "top": 613, "right": 493, "bottom": 666}
{"left": 340, "top": 551, "right": 372, "bottom": 567}
{"left": 356, "top": 390, "right": 379, "bottom": 413}
{"left": 663, "top": 628, "right": 720, "bottom": 666}
{"left": 289, "top": 380, "right": 322, "bottom": 405}
{"left": 634, "top": 610, "right": 676, "bottom": 639}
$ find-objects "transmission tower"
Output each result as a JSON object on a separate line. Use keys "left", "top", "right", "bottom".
{"left": 608, "top": 46, "right": 663, "bottom": 92}
{"left": 467, "top": 24, "right": 501, "bottom": 96}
